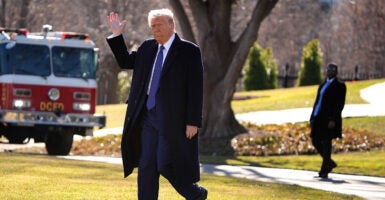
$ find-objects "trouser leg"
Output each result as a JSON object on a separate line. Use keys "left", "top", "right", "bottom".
{"left": 312, "top": 137, "right": 332, "bottom": 173}
{"left": 320, "top": 139, "right": 333, "bottom": 173}
{"left": 311, "top": 137, "right": 323, "bottom": 157}
{"left": 138, "top": 111, "right": 160, "bottom": 200}
{"left": 157, "top": 133, "right": 201, "bottom": 200}
{"left": 140, "top": 108, "right": 202, "bottom": 200}
{"left": 159, "top": 165, "right": 201, "bottom": 200}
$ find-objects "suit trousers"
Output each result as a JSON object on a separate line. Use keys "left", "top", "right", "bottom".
{"left": 138, "top": 107, "right": 201, "bottom": 200}
{"left": 311, "top": 136, "right": 332, "bottom": 173}
{"left": 310, "top": 116, "right": 333, "bottom": 173}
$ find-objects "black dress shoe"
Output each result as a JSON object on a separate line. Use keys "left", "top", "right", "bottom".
{"left": 318, "top": 172, "right": 328, "bottom": 179}
{"left": 195, "top": 186, "right": 208, "bottom": 200}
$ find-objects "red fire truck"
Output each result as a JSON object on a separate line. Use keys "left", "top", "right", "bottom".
{"left": 0, "top": 25, "right": 106, "bottom": 155}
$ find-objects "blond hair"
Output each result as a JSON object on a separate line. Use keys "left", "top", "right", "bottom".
{"left": 148, "top": 8, "right": 175, "bottom": 28}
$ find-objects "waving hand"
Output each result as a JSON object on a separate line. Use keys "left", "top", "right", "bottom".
{"left": 107, "top": 12, "right": 127, "bottom": 36}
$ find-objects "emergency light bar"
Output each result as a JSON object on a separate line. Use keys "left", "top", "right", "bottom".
{"left": 1, "top": 25, "right": 90, "bottom": 41}
{"left": 60, "top": 32, "right": 90, "bottom": 40}
{"left": 0, "top": 28, "right": 29, "bottom": 35}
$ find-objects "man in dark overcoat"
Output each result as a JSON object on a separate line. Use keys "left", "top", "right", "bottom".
{"left": 310, "top": 63, "right": 346, "bottom": 179}
{"left": 106, "top": 8, "right": 206, "bottom": 200}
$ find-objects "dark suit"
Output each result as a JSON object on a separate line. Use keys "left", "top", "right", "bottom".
{"left": 107, "top": 33, "right": 203, "bottom": 199}
{"left": 310, "top": 78, "right": 346, "bottom": 175}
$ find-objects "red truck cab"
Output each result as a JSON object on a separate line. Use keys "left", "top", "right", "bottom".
{"left": 0, "top": 25, "right": 106, "bottom": 155}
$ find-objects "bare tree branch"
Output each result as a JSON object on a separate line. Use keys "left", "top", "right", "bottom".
{"left": 169, "top": 0, "right": 195, "bottom": 43}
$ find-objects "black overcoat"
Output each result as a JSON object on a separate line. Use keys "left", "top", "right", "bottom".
{"left": 310, "top": 78, "right": 346, "bottom": 139}
{"left": 106, "top": 34, "right": 203, "bottom": 184}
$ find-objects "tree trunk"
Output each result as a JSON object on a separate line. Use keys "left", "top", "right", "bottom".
{"left": 0, "top": 0, "right": 6, "bottom": 26}
{"left": 169, "top": 0, "right": 279, "bottom": 156}
{"left": 18, "top": 0, "right": 30, "bottom": 28}
{"left": 199, "top": 79, "right": 247, "bottom": 155}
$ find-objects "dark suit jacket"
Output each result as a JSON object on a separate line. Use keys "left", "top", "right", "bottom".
{"left": 106, "top": 34, "right": 203, "bottom": 184}
{"left": 310, "top": 78, "right": 346, "bottom": 139}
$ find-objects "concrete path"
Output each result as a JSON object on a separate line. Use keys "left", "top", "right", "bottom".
{"left": 201, "top": 164, "right": 385, "bottom": 200}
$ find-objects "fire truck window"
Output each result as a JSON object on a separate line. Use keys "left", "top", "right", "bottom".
{"left": 0, "top": 43, "right": 50, "bottom": 76}
{"left": 52, "top": 47, "right": 95, "bottom": 79}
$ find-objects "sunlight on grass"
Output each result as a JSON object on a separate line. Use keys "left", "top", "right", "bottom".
{"left": 4, "top": 80, "right": 384, "bottom": 199}
{"left": 96, "top": 79, "right": 385, "bottom": 129}
{"left": 344, "top": 116, "right": 385, "bottom": 137}
{"left": 232, "top": 78, "right": 385, "bottom": 113}
{"left": 96, "top": 104, "right": 126, "bottom": 128}
{"left": 0, "top": 153, "right": 363, "bottom": 200}
{"left": 232, "top": 85, "right": 317, "bottom": 113}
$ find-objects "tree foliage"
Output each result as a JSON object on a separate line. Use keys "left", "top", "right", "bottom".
{"left": 244, "top": 44, "right": 267, "bottom": 90}
{"left": 244, "top": 43, "right": 277, "bottom": 91}
{"left": 259, "top": 0, "right": 385, "bottom": 79}
{"left": 298, "top": 39, "right": 323, "bottom": 86}
{"left": 263, "top": 47, "right": 278, "bottom": 89}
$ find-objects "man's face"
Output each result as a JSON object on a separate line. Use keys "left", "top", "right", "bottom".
{"left": 150, "top": 16, "right": 174, "bottom": 44}
{"left": 326, "top": 66, "right": 337, "bottom": 79}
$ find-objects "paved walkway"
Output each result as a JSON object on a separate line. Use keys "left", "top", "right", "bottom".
{"left": 202, "top": 164, "right": 385, "bottom": 200}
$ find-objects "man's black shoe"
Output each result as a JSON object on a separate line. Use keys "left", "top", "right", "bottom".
{"left": 195, "top": 186, "right": 208, "bottom": 200}
{"left": 318, "top": 172, "right": 328, "bottom": 179}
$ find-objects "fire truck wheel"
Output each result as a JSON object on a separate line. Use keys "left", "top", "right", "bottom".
{"left": 45, "top": 129, "right": 74, "bottom": 155}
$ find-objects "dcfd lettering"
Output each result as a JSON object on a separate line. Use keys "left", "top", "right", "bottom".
{"left": 40, "top": 102, "right": 64, "bottom": 111}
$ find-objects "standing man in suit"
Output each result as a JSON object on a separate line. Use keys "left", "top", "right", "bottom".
{"left": 106, "top": 8, "right": 207, "bottom": 200}
{"left": 310, "top": 63, "right": 346, "bottom": 179}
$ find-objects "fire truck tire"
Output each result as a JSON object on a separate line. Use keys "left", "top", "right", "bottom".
{"left": 45, "top": 129, "right": 74, "bottom": 155}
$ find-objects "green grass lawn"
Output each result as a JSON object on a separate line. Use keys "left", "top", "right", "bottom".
{"left": 97, "top": 78, "right": 385, "bottom": 129}
{"left": 344, "top": 116, "right": 385, "bottom": 137}
{"left": 0, "top": 152, "right": 363, "bottom": 200}
{"left": 2, "top": 79, "right": 384, "bottom": 199}
{"left": 231, "top": 78, "right": 384, "bottom": 113}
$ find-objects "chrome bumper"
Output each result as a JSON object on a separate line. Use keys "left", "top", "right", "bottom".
{"left": 0, "top": 110, "right": 106, "bottom": 128}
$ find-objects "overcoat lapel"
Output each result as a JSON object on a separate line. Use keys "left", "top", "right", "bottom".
{"left": 161, "top": 34, "right": 181, "bottom": 77}
{"left": 148, "top": 43, "right": 159, "bottom": 65}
